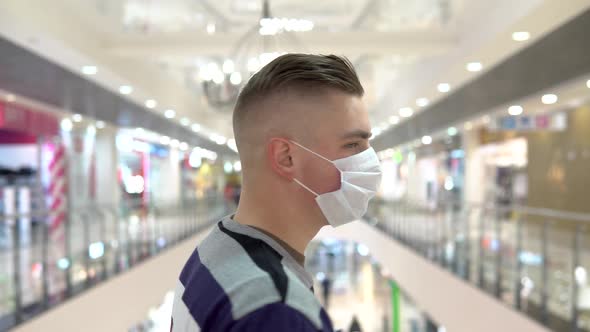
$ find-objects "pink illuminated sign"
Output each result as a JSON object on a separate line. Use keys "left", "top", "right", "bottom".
{"left": 0, "top": 101, "right": 59, "bottom": 136}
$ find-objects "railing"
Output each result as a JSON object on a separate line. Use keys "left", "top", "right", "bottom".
{"left": 367, "top": 199, "right": 590, "bottom": 332}
{"left": 0, "top": 196, "right": 233, "bottom": 331}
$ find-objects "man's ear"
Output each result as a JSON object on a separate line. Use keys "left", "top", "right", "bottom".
{"left": 267, "top": 137, "right": 295, "bottom": 180}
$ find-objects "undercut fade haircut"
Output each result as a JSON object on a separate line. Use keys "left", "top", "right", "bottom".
{"left": 232, "top": 54, "right": 364, "bottom": 145}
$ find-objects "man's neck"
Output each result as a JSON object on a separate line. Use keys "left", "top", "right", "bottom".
{"left": 233, "top": 189, "right": 321, "bottom": 255}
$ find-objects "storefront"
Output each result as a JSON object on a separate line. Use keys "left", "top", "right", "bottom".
{"left": 464, "top": 108, "right": 569, "bottom": 208}
{"left": 466, "top": 135, "right": 528, "bottom": 207}
{"left": 116, "top": 132, "right": 174, "bottom": 209}
{"left": 0, "top": 99, "right": 62, "bottom": 315}
{"left": 378, "top": 134, "right": 465, "bottom": 207}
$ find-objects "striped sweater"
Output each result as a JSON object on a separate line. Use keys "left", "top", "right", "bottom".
{"left": 171, "top": 215, "right": 334, "bottom": 331}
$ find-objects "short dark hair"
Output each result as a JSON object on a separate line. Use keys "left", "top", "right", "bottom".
{"left": 233, "top": 54, "right": 364, "bottom": 140}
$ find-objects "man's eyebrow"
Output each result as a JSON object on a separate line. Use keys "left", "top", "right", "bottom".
{"left": 341, "top": 130, "right": 372, "bottom": 140}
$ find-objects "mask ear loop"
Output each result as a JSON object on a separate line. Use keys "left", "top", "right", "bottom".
{"left": 290, "top": 140, "right": 334, "bottom": 164}
{"left": 293, "top": 178, "right": 319, "bottom": 197}
{"left": 290, "top": 140, "right": 344, "bottom": 192}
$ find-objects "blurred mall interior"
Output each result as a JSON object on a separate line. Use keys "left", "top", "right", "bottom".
{"left": 1, "top": 0, "right": 590, "bottom": 331}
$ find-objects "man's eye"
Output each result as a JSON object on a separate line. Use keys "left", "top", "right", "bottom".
{"left": 345, "top": 142, "right": 359, "bottom": 149}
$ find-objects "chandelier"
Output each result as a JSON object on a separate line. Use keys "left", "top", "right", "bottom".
{"left": 194, "top": 0, "right": 312, "bottom": 111}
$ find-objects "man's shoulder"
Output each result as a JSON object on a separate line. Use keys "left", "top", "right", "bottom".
{"left": 180, "top": 227, "right": 316, "bottom": 315}
{"left": 229, "top": 301, "right": 334, "bottom": 332}
{"left": 177, "top": 223, "right": 287, "bottom": 304}
{"left": 174, "top": 274, "right": 330, "bottom": 331}
{"left": 175, "top": 224, "right": 329, "bottom": 330}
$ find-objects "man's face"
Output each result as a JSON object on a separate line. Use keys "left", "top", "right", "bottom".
{"left": 291, "top": 90, "right": 372, "bottom": 222}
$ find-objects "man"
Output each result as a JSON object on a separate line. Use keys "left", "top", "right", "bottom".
{"left": 171, "top": 54, "right": 382, "bottom": 331}
{"left": 321, "top": 275, "right": 332, "bottom": 309}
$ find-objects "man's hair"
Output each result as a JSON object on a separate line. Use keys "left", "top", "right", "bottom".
{"left": 232, "top": 54, "right": 364, "bottom": 142}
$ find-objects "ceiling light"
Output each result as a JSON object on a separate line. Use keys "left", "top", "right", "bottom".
{"left": 72, "top": 114, "right": 83, "bottom": 122}
{"left": 135, "top": 127, "right": 144, "bottom": 134}
{"left": 96, "top": 121, "right": 105, "bottom": 129}
{"left": 421, "top": 135, "right": 432, "bottom": 145}
{"left": 233, "top": 161, "right": 242, "bottom": 172}
{"left": 389, "top": 116, "right": 400, "bottom": 125}
{"left": 145, "top": 99, "right": 157, "bottom": 109}
{"left": 206, "top": 23, "right": 216, "bottom": 34}
{"left": 230, "top": 72, "right": 242, "bottom": 85}
{"left": 482, "top": 115, "right": 491, "bottom": 124}
{"left": 5, "top": 94, "right": 15, "bottom": 102}
{"left": 191, "top": 124, "right": 201, "bottom": 132}
{"left": 119, "top": 85, "right": 133, "bottom": 95}
{"left": 371, "top": 127, "right": 382, "bottom": 138}
{"left": 259, "top": 25, "right": 277, "bottom": 36}
{"left": 210, "top": 134, "right": 227, "bottom": 145}
{"left": 164, "top": 109, "right": 176, "bottom": 119}
{"left": 466, "top": 62, "right": 483, "bottom": 72}
{"left": 180, "top": 118, "right": 191, "bottom": 126}
{"left": 81, "top": 65, "right": 98, "bottom": 75}
{"left": 87, "top": 125, "right": 96, "bottom": 136}
{"left": 227, "top": 138, "right": 238, "bottom": 152}
{"left": 199, "top": 64, "right": 213, "bottom": 81}
{"left": 464, "top": 122, "right": 473, "bottom": 130}
{"left": 508, "top": 105, "right": 523, "bottom": 116}
{"left": 222, "top": 60, "right": 234, "bottom": 74}
{"left": 212, "top": 71, "right": 224, "bottom": 84}
{"left": 60, "top": 119, "right": 73, "bottom": 132}
{"left": 399, "top": 107, "right": 414, "bottom": 118}
{"left": 224, "top": 161, "right": 234, "bottom": 173}
{"left": 576, "top": 266, "right": 587, "bottom": 285}
{"left": 586, "top": 79, "right": 590, "bottom": 89}
{"left": 542, "top": 94, "right": 558, "bottom": 105}
{"left": 170, "top": 139, "right": 180, "bottom": 147}
{"left": 160, "top": 136, "right": 171, "bottom": 145}
{"left": 512, "top": 31, "right": 530, "bottom": 42}
{"left": 179, "top": 142, "right": 189, "bottom": 151}
{"left": 416, "top": 98, "right": 429, "bottom": 107}
{"left": 206, "top": 62, "right": 219, "bottom": 74}
{"left": 447, "top": 127, "right": 458, "bottom": 136}
{"left": 437, "top": 83, "right": 451, "bottom": 93}
{"left": 259, "top": 17, "right": 314, "bottom": 35}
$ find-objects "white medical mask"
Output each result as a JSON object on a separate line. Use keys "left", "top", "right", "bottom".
{"left": 291, "top": 141, "right": 382, "bottom": 227}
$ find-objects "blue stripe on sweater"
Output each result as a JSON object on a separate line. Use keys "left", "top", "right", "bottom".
{"left": 179, "top": 249, "right": 234, "bottom": 331}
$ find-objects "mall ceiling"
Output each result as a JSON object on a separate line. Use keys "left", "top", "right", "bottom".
{"left": 373, "top": 6, "right": 590, "bottom": 151}
{"left": 0, "top": 0, "right": 589, "bottom": 153}
{"left": 0, "top": 36, "right": 234, "bottom": 155}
